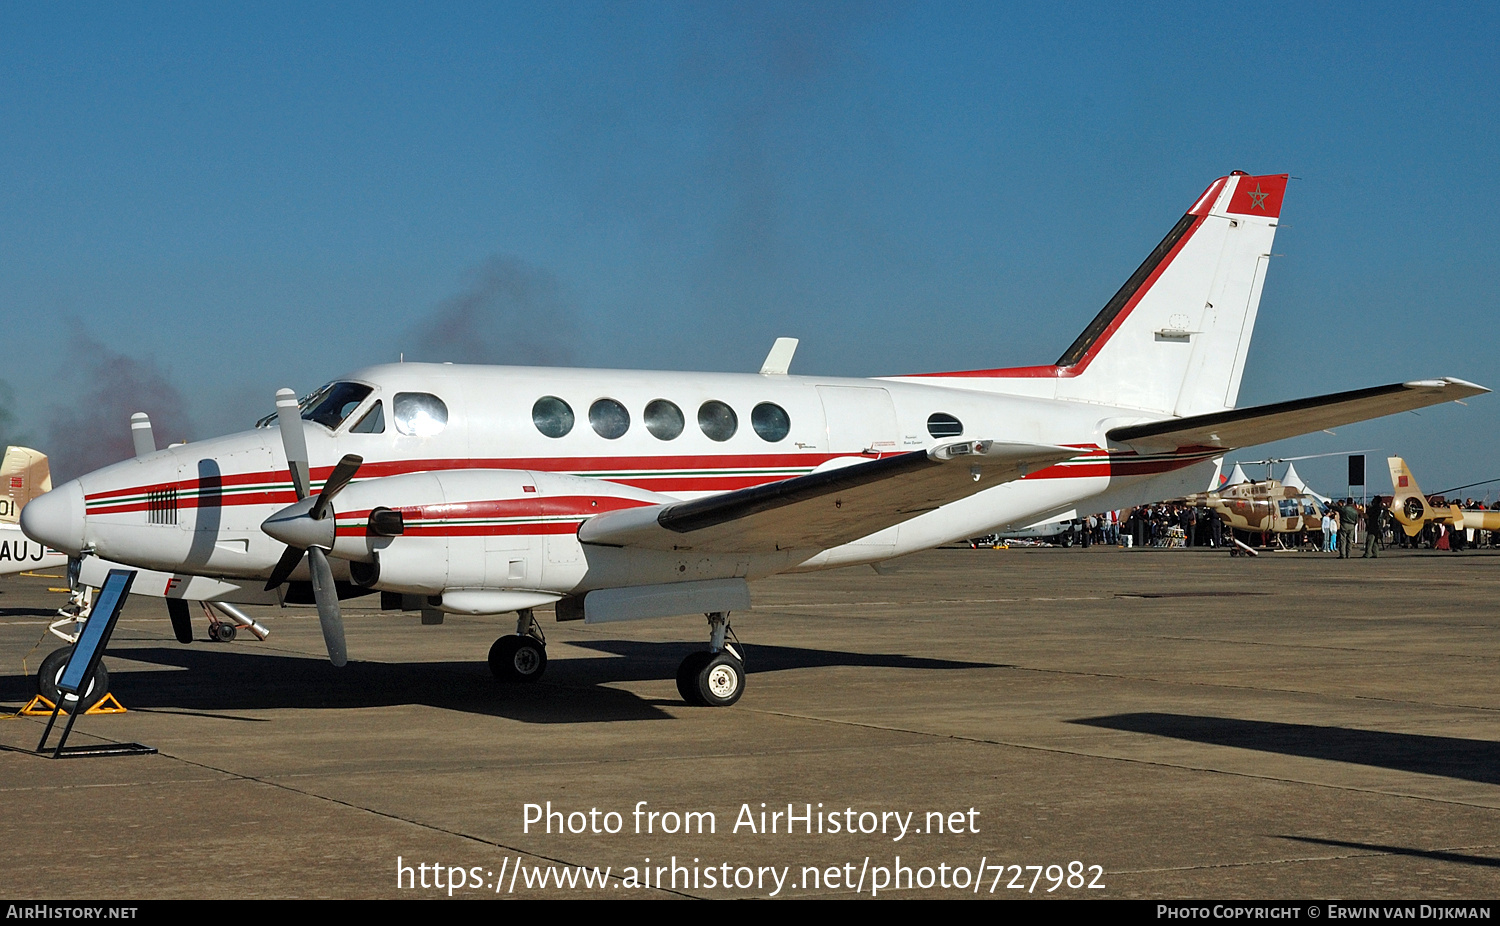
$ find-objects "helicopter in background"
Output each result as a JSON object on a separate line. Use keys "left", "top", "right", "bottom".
{"left": 1178, "top": 454, "right": 1346, "bottom": 542}
{"left": 1388, "top": 457, "right": 1500, "bottom": 538}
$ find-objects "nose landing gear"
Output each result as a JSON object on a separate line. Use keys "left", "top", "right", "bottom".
{"left": 36, "top": 647, "right": 110, "bottom": 713}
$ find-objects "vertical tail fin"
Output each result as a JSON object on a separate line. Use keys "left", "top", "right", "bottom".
{"left": 1, "top": 446, "right": 52, "bottom": 524}
{"left": 1387, "top": 456, "right": 1433, "bottom": 536}
{"left": 1058, "top": 172, "right": 1286, "bottom": 415}
{"left": 903, "top": 172, "right": 1287, "bottom": 417}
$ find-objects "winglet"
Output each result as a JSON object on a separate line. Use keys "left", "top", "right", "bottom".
{"left": 759, "top": 338, "right": 799, "bottom": 375}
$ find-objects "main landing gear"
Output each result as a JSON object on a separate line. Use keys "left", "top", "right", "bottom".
{"left": 484, "top": 607, "right": 747, "bottom": 706}
{"left": 676, "top": 611, "right": 745, "bottom": 707}
{"left": 488, "top": 609, "right": 547, "bottom": 683}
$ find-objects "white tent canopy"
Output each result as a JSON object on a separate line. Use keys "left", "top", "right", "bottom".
{"left": 1282, "top": 462, "right": 1308, "bottom": 491}
{"left": 1283, "top": 462, "right": 1331, "bottom": 503}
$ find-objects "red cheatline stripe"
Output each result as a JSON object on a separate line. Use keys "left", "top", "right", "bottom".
{"left": 85, "top": 450, "right": 853, "bottom": 503}
{"left": 337, "top": 523, "right": 581, "bottom": 538}
{"left": 84, "top": 446, "right": 1221, "bottom": 514}
{"left": 340, "top": 495, "right": 653, "bottom": 521}
{"left": 86, "top": 468, "right": 297, "bottom": 501}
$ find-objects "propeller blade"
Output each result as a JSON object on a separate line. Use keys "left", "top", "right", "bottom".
{"left": 264, "top": 544, "right": 306, "bottom": 591}
{"left": 306, "top": 546, "right": 347, "bottom": 667}
{"left": 275, "top": 388, "right": 311, "bottom": 500}
{"left": 310, "top": 454, "right": 363, "bottom": 521}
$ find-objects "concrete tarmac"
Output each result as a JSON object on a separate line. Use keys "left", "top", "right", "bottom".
{"left": 2, "top": 546, "right": 1498, "bottom": 900}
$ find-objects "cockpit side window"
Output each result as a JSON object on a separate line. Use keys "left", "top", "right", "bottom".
{"left": 393, "top": 393, "right": 448, "bottom": 437}
{"left": 349, "top": 400, "right": 385, "bottom": 434}
{"left": 303, "top": 382, "right": 374, "bottom": 430}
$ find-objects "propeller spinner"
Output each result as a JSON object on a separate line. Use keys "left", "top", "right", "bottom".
{"left": 260, "top": 387, "right": 362, "bottom": 667}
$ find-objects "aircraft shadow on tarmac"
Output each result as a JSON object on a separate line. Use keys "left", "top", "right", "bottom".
{"left": 1073, "top": 712, "right": 1500, "bottom": 786}
{"left": 1278, "top": 835, "right": 1500, "bottom": 871}
{"left": 0, "top": 607, "right": 60, "bottom": 617}
{"left": 0, "top": 643, "right": 999, "bottom": 726}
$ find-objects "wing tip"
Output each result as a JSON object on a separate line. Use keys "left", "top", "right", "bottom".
{"left": 1404, "top": 377, "right": 1490, "bottom": 397}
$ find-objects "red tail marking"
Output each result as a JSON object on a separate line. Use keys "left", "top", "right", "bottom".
{"left": 1225, "top": 174, "right": 1288, "bottom": 218}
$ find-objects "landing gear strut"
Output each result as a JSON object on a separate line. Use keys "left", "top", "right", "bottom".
{"left": 203, "top": 602, "right": 270, "bottom": 643}
{"left": 489, "top": 609, "right": 547, "bottom": 683}
{"left": 677, "top": 611, "right": 745, "bottom": 707}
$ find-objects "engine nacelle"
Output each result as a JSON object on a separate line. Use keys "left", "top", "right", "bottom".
{"left": 326, "top": 469, "right": 670, "bottom": 597}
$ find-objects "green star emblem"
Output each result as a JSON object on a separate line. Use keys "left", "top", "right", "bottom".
{"left": 1246, "top": 183, "right": 1269, "bottom": 210}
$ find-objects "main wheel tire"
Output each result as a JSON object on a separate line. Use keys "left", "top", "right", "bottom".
{"left": 36, "top": 647, "right": 110, "bottom": 713}
{"left": 488, "top": 634, "right": 547, "bottom": 682}
{"left": 676, "top": 651, "right": 712, "bottom": 705}
{"left": 693, "top": 652, "right": 744, "bottom": 707}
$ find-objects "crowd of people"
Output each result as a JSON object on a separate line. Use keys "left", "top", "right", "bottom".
{"left": 1049, "top": 495, "right": 1500, "bottom": 553}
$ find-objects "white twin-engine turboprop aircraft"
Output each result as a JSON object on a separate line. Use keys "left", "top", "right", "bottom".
{"left": 20, "top": 172, "right": 1487, "bottom": 706}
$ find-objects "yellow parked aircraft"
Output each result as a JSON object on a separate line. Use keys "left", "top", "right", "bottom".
{"left": 1387, "top": 457, "right": 1500, "bottom": 537}
{"left": 0, "top": 446, "right": 68, "bottom": 575}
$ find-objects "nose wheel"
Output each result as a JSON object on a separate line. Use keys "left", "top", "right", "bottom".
{"left": 676, "top": 611, "right": 745, "bottom": 707}
{"left": 489, "top": 609, "right": 547, "bottom": 683}
{"left": 36, "top": 646, "right": 110, "bottom": 713}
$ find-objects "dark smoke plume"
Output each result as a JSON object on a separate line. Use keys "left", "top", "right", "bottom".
{"left": 0, "top": 379, "right": 33, "bottom": 451}
{"left": 47, "top": 333, "right": 194, "bottom": 482}
{"left": 404, "top": 256, "right": 579, "bottom": 367}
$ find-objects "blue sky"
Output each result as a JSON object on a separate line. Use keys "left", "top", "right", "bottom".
{"left": 2, "top": 2, "right": 1496, "bottom": 494}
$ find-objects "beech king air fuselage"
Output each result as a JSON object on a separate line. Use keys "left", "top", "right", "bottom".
{"left": 20, "top": 172, "right": 1488, "bottom": 706}
{"left": 40, "top": 364, "right": 1232, "bottom": 590}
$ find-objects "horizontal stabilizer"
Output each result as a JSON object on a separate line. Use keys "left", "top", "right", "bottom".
{"left": 1107, "top": 378, "right": 1488, "bottom": 452}
{"left": 579, "top": 440, "right": 1075, "bottom": 554}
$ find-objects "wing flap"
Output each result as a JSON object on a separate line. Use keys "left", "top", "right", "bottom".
{"left": 579, "top": 440, "right": 1075, "bottom": 553}
{"left": 1107, "top": 378, "right": 1488, "bottom": 452}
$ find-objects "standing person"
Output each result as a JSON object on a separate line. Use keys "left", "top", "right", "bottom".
{"left": 1321, "top": 508, "right": 1336, "bottom": 553}
{"left": 1337, "top": 499, "right": 1360, "bottom": 559}
{"left": 1361, "top": 497, "right": 1384, "bottom": 558}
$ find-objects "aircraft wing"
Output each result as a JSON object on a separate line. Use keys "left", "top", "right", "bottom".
{"left": 1107, "top": 378, "right": 1488, "bottom": 452}
{"left": 578, "top": 440, "right": 1075, "bottom": 554}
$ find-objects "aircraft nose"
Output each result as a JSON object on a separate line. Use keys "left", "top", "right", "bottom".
{"left": 19, "top": 480, "right": 86, "bottom": 555}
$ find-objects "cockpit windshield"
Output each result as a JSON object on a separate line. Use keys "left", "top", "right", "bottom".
{"left": 303, "top": 382, "right": 373, "bottom": 429}
{"left": 255, "top": 382, "right": 373, "bottom": 431}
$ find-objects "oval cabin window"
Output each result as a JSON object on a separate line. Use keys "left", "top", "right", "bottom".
{"left": 589, "top": 398, "right": 630, "bottom": 440}
{"left": 751, "top": 402, "right": 791, "bottom": 442}
{"left": 393, "top": 393, "right": 449, "bottom": 437}
{"left": 645, "top": 399, "right": 685, "bottom": 440}
{"left": 698, "top": 401, "right": 738, "bottom": 442}
{"left": 532, "top": 396, "right": 574, "bottom": 438}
